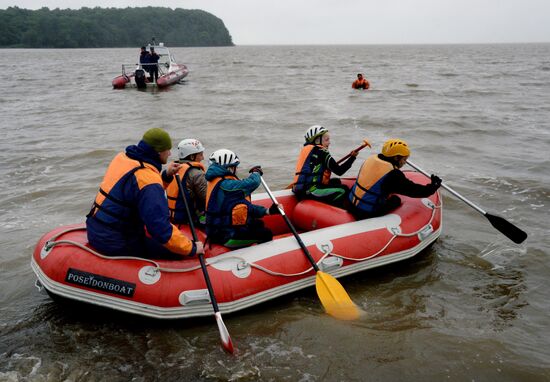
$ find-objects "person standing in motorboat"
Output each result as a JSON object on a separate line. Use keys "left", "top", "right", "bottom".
{"left": 352, "top": 73, "right": 370, "bottom": 90}
{"left": 86, "top": 128, "right": 204, "bottom": 259}
{"left": 139, "top": 46, "right": 151, "bottom": 75}
{"left": 204, "top": 149, "right": 280, "bottom": 248}
{"left": 347, "top": 138, "right": 441, "bottom": 219}
{"left": 291, "top": 125, "right": 358, "bottom": 208}
{"left": 165, "top": 139, "right": 207, "bottom": 227}
{"left": 149, "top": 47, "right": 160, "bottom": 83}
{"left": 139, "top": 46, "right": 150, "bottom": 67}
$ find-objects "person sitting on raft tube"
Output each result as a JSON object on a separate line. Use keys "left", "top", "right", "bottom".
{"left": 86, "top": 128, "right": 204, "bottom": 259}
{"left": 205, "top": 149, "right": 280, "bottom": 248}
{"left": 165, "top": 138, "right": 207, "bottom": 227}
{"left": 292, "top": 125, "right": 358, "bottom": 208}
{"left": 347, "top": 138, "right": 442, "bottom": 219}
{"left": 352, "top": 73, "right": 370, "bottom": 90}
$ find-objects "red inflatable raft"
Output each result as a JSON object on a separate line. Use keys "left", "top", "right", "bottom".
{"left": 31, "top": 173, "right": 442, "bottom": 319}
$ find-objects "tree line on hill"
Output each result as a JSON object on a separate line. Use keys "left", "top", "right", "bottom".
{"left": 0, "top": 6, "right": 234, "bottom": 48}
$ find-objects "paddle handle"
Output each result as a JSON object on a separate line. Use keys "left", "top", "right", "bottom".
{"left": 175, "top": 174, "right": 219, "bottom": 311}
{"left": 175, "top": 175, "right": 235, "bottom": 353}
{"left": 406, "top": 160, "right": 486, "bottom": 216}
{"left": 336, "top": 141, "right": 369, "bottom": 164}
{"left": 260, "top": 177, "right": 320, "bottom": 272}
{"left": 175, "top": 174, "right": 199, "bottom": 242}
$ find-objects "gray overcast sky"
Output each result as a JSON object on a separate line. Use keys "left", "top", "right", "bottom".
{"left": 1, "top": 0, "right": 549, "bottom": 45}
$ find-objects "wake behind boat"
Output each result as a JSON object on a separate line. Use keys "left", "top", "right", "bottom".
{"left": 31, "top": 174, "right": 441, "bottom": 319}
{"left": 112, "top": 41, "right": 189, "bottom": 89}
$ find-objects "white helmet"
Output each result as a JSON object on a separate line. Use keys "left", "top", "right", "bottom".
{"left": 209, "top": 149, "right": 240, "bottom": 167}
{"left": 178, "top": 139, "right": 205, "bottom": 160}
{"left": 304, "top": 125, "right": 328, "bottom": 143}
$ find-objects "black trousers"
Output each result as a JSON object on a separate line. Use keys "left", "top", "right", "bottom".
{"left": 349, "top": 195, "right": 402, "bottom": 220}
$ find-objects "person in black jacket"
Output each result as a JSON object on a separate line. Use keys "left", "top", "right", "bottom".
{"left": 347, "top": 138, "right": 441, "bottom": 219}
{"left": 149, "top": 47, "right": 160, "bottom": 83}
{"left": 139, "top": 46, "right": 151, "bottom": 77}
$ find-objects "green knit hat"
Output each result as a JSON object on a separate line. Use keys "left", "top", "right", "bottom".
{"left": 142, "top": 128, "right": 172, "bottom": 152}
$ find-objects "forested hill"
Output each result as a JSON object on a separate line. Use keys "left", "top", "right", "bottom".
{"left": 0, "top": 6, "right": 234, "bottom": 48}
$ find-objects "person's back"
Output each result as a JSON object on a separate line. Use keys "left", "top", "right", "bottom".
{"left": 348, "top": 139, "right": 441, "bottom": 219}
{"left": 139, "top": 47, "right": 148, "bottom": 61}
{"left": 86, "top": 128, "right": 202, "bottom": 258}
{"left": 166, "top": 139, "right": 207, "bottom": 225}
{"left": 205, "top": 149, "right": 278, "bottom": 248}
{"left": 139, "top": 47, "right": 150, "bottom": 69}
{"left": 149, "top": 47, "right": 160, "bottom": 82}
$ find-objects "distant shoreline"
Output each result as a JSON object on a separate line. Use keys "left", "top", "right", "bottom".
{"left": 0, "top": 6, "right": 234, "bottom": 48}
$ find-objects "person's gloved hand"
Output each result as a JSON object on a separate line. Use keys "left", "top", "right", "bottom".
{"left": 249, "top": 165, "right": 263, "bottom": 176}
{"left": 430, "top": 174, "right": 442, "bottom": 189}
{"left": 268, "top": 203, "right": 282, "bottom": 215}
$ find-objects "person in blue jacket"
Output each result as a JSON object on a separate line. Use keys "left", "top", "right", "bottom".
{"left": 86, "top": 128, "right": 204, "bottom": 259}
{"left": 205, "top": 149, "right": 280, "bottom": 248}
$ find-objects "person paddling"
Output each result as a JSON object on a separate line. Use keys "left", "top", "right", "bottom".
{"left": 347, "top": 138, "right": 441, "bottom": 219}
{"left": 352, "top": 73, "right": 370, "bottom": 90}
{"left": 205, "top": 149, "right": 280, "bottom": 248}
{"left": 291, "top": 125, "right": 358, "bottom": 208}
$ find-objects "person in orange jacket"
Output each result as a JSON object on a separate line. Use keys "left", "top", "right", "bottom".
{"left": 86, "top": 128, "right": 204, "bottom": 259}
{"left": 352, "top": 73, "right": 370, "bottom": 90}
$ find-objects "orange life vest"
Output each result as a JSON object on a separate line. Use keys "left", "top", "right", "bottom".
{"left": 166, "top": 161, "right": 205, "bottom": 224}
{"left": 349, "top": 155, "right": 394, "bottom": 213}
{"left": 352, "top": 78, "right": 369, "bottom": 89}
{"left": 205, "top": 175, "right": 253, "bottom": 236}
{"left": 87, "top": 152, "right": 194, "bottom": 257}
{"left": 292, "top": 144, "right": 331, "bottom": 193}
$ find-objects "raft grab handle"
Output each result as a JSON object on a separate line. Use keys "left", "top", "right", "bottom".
{"left": 179, "top": 289, "right": 211, "bottom": 306}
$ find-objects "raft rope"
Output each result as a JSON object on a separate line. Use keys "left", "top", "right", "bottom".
{"left": 43, "top": 202, "right": 441, "bottom": 278}
{"left": 250, "top": 201, "right": 441, "bottom": 277}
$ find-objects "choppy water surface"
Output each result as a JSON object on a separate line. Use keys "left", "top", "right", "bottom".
{"left": 1, "top": 44, "right": 549, "bottom": 381}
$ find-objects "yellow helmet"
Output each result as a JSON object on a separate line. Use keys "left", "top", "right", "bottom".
{"left": 382, "top": 139, "right": 410, "bottom": 157}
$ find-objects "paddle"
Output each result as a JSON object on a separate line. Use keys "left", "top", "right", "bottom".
{"left": 286, "top": 139, "right": 371, "bottom": 189}
{"left": 406, "top": 160, "right": 527, "bottom": 244}
{"left": 335, "top": 139, "right": 371, "bottom": 165}
{"left": 260, "top": 176, "right": 361, "bottom": 320}
{"left": 175, "top": 174, "right": 235, "bottom": 354}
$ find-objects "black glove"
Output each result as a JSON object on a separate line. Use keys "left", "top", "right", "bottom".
{"left": 430, "top": 174, "right": 442, "bottom": 189}
{"left": 268, "top": 203, "right": 281, "bottom": 215}
{"left": 249, "top": 165, "right": 263, "bottom": 176}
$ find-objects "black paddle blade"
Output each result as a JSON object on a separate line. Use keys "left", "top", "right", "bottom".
{"left": 485, "top": 213, "right": 527, "bottom": 244}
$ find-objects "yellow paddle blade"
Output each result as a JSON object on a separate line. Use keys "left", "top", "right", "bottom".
{"left": 315, "top": 271, "right": 361, "bottom": 320}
